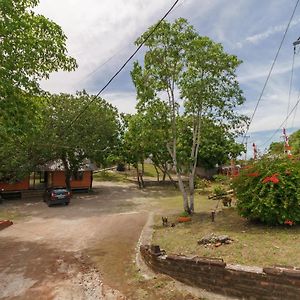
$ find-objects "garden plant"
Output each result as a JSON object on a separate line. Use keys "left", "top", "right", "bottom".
{"left": 233, "top": 156, "right": 300, "bottom": 225}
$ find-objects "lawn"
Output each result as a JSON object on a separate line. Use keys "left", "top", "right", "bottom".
{"left": 151, "top": 188, "right": 300, "bottom": 268}
{"left": 93, "top": 170, "right": 130, "bottom": 182}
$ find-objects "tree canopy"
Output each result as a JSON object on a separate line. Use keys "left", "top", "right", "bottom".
{"left": 0, "top": 0, "right": 77, "bottom": 97}
{"left": 35, "top": 92, "right": 120, "bottom": 188}
{"left": 131, "top": 18, "right": 247, "bottom": 212}
{"left": 0, "top": 0, "right": 77, "bottom": 180}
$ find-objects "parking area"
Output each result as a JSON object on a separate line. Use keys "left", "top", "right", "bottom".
{"left": 0, "top": 182, "right": 149, "bottom": 300}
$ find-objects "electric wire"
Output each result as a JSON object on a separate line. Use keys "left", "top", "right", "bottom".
{"left": 4, "top": 0, "right": 182, "bottom": 154}
{"left": 260, "top": 95, "right": 300, "bottom": 148}
{"left": 286, "top": 50, "right": 296, "bottom": 127}
{"left": 63, "top": 0, "right": 181, "bottom": 133}
{"left": 242, "top": 0, "right": 300, "bottom": 144}
{"left": 82, "top": 0, "right": 187, "bottom": 86}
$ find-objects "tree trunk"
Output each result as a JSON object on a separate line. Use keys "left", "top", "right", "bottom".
{"left": 177, "top": 173, "right": 190, "bottom": 213}
{"left": 188, "top": 173, "right": 195, "bottom": 213}
{"left": 136, "top": 164, "right": 142, "bottom": 189}
{"left": 61, "top": 156, "right": 72, "bottom": 190}
{"left": 153, "top": 164, "right": 160, "bottom": 182}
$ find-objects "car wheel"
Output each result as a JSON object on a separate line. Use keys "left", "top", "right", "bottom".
{"left": 65, "top": 202, "right": 69, "bottom": 206}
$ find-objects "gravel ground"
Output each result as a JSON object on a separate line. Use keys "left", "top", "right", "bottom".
{"left": 0, "top": 182, "right": 146, "bottom": 299}
{"left": 0, "top": 181, "right": 205, "bottom": 300}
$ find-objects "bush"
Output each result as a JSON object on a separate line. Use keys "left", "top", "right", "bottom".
{"left": 213, "top": 174, "right": 230, "bottom": 184}
{"left": 179, "top": 211, "right": 190, "bottom": 217}
{"left": 213, "top": 186, "right": 226, "bottom": 196}
{"left": 195, "top": 178, "right": 210, "bottom": 190}
{"left": 232, "top": 157, "right": 300, "bottom": 225}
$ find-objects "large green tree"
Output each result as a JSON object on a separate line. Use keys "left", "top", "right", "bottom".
{"left": 131, "top": 18, "right": 247, "bottom": 213}
{"left": 0, "top": 0, "right": 77, "bottom": 179}
{"left": 37, "top": 92, "right": 120, "bottom": 189}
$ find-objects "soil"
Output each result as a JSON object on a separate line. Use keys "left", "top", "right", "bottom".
{"left": 0, "top": 181, "right": 201, "bottom": 300}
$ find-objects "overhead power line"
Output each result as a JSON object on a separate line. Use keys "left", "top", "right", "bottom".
{"left": 260, "top": 96, "right": 300, "bottom": 148}
{"left": 82, "top": 0, "right": 188, "bottom": 83}
{"left": 65, "top": 0, "right": 181, "bottom": 132}
{"left": 242, "top": 0, "right": 300, "bottom": 143}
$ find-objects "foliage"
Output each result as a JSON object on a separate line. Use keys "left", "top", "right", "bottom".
{"left": 0, "top": 0, "right": 77, "bottom": 97}
{"left": 233, "top": 157, "right": 300, "bottom": 225}
{"left": 213, "top": 174, "right": 230, "bottom": 184}
{"left": 197, "top": 120, "right": 244, "bottom": 169}
{"left": 268, "top": 141, "right": 284, "bottom": 155}
{"left": 290, "top": 129, "right": 300, "bottom": 155}
{"left": 179, "top": 211, "right": 190, "bottom": 217}
{"left": 195, "top": 178, "right": 210, "bottom": 191}
{"left": 213, "top": 186, "right": 227, "bottom": 197}
{"left": 131, "top": 18, "right": 247, "bottom": 212}
{"left": 0, "top": 0, "right": 77, "bottom": 180}
{"left": 120, "top": 103, "right": 174, "bottom": 185}
{"left": 35, "top": 91, "right": 120, "bottom": 188}
{"left": 268, "top": 129, "right": 300, "bottom": 156}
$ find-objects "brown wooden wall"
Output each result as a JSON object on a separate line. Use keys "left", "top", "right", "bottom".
{"left": 51, "top": 171, "right": 92, "bottom": 189}
{"left": 0, "top": 178, "right": 30, "bottom": 191}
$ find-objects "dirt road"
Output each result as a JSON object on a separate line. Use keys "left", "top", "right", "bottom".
{"left": 0, "top": 181, "right": 200, "bottom": 300}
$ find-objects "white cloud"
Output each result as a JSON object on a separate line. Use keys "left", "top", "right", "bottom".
{"left": 101, "top": 91, "right": 137, "bottom": 114}
{"left": 35, "top": 0, "right": 176, "bottom": 112}
{"left": 236, "top": 17, "right": 300, "bottom": 48}
{"left": 34, "top": 0, "right": 299, "bottom": 144}
{"left": 245, "top": 78, "right": 300, "bottom": 134}
{"left": 238, "top": 59, "right": 300, "bottom": 83}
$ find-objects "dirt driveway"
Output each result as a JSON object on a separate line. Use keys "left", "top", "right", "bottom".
{"left": 0, "top": 181, "right": 200, "bottom": 300}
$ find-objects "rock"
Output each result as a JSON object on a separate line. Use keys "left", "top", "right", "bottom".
{"left": 198, "top": 233, "right": 218, "bottom": 245}
{"left": 215, "top": 242, "right": 222, "bottom": 247}
{"left": 218, "top": 235, "right": 229, "bottom": 243}
{"left": 198, "top": 233, "right": 233, "bottom": 246}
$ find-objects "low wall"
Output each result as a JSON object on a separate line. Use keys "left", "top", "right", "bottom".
{"left": 140, "top": 245, "right": 300, "bottom": 299}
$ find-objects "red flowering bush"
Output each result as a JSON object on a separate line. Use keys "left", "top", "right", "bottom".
{"left": 233, "top": 157, "right": 300, "bottom": 225}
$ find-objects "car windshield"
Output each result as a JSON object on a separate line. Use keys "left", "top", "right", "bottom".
{"left": 53, "top": 189, "right": 68, "bottom": 194}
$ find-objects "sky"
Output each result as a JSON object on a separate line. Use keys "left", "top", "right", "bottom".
{"left": 36, "top": 0, "right": 300, "bottom": 155}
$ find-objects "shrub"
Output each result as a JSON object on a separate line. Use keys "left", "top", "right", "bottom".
{"left": 213, "top": 186, "right": 227, "bottom": 196}
{"left": 179, "top": 211, "right": 190, "bottom": 217}
{"left": 213, "top": 174, "right": 230, "bottom": 184}
{"left": 195, "top": 178, "right": 210, "bottom": 191}
{"left": 232, "top": 156, "right": 300, "bottom": 225}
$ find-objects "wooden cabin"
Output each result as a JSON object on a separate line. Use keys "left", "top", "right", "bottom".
{"left": 0, "top": 159, "right": 95, "bottom": 196}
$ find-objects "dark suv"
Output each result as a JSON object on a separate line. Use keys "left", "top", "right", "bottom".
{"left": 43, "top": 187, "right": 71, "bottom": 207}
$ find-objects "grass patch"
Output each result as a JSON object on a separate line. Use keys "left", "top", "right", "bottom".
{"left": 93, "top": 170, "right": 129, "bottom": 182}
{"left": 152, "top": 191, "right": 300, "bottom": 267}
{"left": 139, "top": 163, "right": 161, "bottom": 178}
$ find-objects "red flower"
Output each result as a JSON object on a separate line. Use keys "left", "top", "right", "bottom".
{"left": 284, "top": 220, "right": 294, "bottom": 226}
{"left": 269, "top": 176, "right": 279, "bottom": 184}
{"left": 262, "top": 173, "right": 280, "bottom": 184}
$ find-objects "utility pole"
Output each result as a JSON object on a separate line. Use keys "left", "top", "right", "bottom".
{"left": 293, "top": 37, "right": 300, "bottom": 52}
{"left": 253, "top": 143, "right": 258, "bottom": 160}
{"left": 244, "top": 135, "right": 250, "bottom": 161}
{"left": 282, "top": 128, "right": 292, "bottom": 156}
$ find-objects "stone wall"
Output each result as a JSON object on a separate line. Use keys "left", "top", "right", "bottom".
{"left": 140, "top": 245, "right": 300, "bottom": 299}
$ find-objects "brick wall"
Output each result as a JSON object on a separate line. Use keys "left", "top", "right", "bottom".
{"left": 140, "top": 245, "right": 300, "bottom": 299}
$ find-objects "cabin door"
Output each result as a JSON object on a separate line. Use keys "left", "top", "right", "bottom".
{"left": 29, "top": 172, "right": 47, "bottom": 189}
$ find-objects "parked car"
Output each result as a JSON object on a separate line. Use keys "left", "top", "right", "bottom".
{"left": 43, "top": 187, "right": 71, "bottom": 207}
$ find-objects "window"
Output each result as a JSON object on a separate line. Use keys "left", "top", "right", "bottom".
{"left": 72, "top": 171, "right": 84, "bottom": 181}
